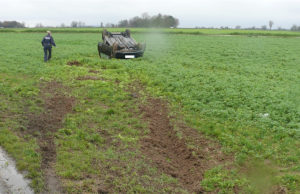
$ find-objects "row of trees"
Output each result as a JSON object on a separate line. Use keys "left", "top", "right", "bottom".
{"left": 2, "top": 19, "right": 300, "bottom": 31}
{"left": 231, "top": 20, "right": 274, "bottom": 30}
{"left": 116, "top": 13, "right": 179, "bottom": 28}
{"left": 70, "top": 21, "right": 86, "bottom": 28}
{"left": 291, "top": 25, "right": 300, "bottom": 31}
{"left": 0, "top": 21, "right": 25, "bottom": 28}
{"left": 197, "top": 20, "right": 277, "bottom": 30}
{"left": 35, "top": 21, "right": 86, "bottom": 28}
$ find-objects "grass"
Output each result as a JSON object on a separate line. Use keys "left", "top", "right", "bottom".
{"left": 0, "top": 30, "right": 299, "bottom": 193}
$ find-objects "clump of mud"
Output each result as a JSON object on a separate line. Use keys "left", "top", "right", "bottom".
{"left": 76, "top": 76, "right": 104, "bottom": 81}
{"left": 67, "top": 61, "right": 82, "bottom": 66}
{"left": 26, "top": 81, "right": 75, "bottom": 193}
{"left": 88, "top": 70, "right": 100, "bottom": 74}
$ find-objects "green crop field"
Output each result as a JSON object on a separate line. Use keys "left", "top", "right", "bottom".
{"left": 0, "top": 30, "right": 299, "bottom": 193}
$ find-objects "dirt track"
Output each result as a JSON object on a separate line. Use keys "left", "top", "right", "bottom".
{"left": 26, "top": 81, "right": 75, "bottom": 193}
{"left": 139, "top": 98, "right": 230, "bottom": 193}
{"left": 22, "top": 80, "right": 230, "bottom": 193}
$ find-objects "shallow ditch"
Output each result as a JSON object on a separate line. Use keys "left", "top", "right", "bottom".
{"left": 0, "top": 147, "right": 33, "bottom": 194}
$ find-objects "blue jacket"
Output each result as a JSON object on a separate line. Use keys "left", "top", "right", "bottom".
{"left": 41, "top": 35, "right": 56, "bottom": 48}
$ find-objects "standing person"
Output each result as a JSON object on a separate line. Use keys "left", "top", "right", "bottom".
{"left": 41, "top": 31, "right": 56, "bottom": 62}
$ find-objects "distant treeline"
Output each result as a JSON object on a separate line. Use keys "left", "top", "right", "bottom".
{"left": 3, "top": 28, "right": 300, "bottom": 38}
{"left": 111, "top": 13, "right": 179, "bottom": 28}
{"left": 291, "top": 25, "right": 300, "bottom": 31}
{"left": 0, "top": 21, "right": 25, "bottom": 28}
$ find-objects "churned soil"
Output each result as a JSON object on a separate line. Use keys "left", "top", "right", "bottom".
{"left": 76, "top": 75, "right": 105, "bottom": 81}
{"left": 66, "top": 60, "right": 82, "bottom": 66}
{"left": 139, "top": 97, "right": 231, "bottom": 193}
{"left": 88, "top": 69, "right": 100, "bottom": 74}
{"left": 26, "top": 81, "right": 75, "bottom": 193}
{"left": 23, "top": 79, "right": 231, "bottom": 193}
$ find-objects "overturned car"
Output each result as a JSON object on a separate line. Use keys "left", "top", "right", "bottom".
{"left": 98, "top": 29, "right": 146, "bottom": 59}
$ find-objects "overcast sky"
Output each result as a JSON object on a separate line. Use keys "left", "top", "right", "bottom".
{"left": 0, "top": 0, "right": 300, "bottom": 28}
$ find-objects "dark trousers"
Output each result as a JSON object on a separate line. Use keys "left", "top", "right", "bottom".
{"left": 43, "top": 46, "right": 52, "bottom": 62}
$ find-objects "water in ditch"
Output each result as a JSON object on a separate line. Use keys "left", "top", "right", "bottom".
{"left": 0, "top": 147, "right": 33, "bottom": 194}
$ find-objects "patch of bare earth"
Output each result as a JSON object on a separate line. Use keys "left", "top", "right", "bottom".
{"left": 88, "top": 69, "right": 100, "bottom": 74}
{"left": 139, "top": 97, "right": 232, "bottom": 193}
{"left": 26, "top": 81, "right": 75, "bottom": 193}
{"left": 66, "top": 60, "right": 82, "bottom": 66}
{"left": 76, "top": 75, "right": 105, "bottom": 81}
{"left": 271, "top": 186, "right": 287, "bottom": 194}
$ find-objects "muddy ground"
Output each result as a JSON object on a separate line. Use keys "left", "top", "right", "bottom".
{"left": 76, "top": 75, "right": 105, "bottom": 81}
{"left": 26, "top": 81, "right": 75, "bottom": 193}
{"left": 66, "top": 61, "right": 82, "bottom": 66}
{"left": 139, "top": 97, "right": 231, "bottom": 193}
{"left": 19, "top": 79, "right": 231, "bottom": 193}
{"left": 124, "top": 82, "right": 232, "bottom": 193}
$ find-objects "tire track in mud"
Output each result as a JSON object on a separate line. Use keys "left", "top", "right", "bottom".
{"left": 139, "top": 98, "right": 230, "bottom": 193}
{"left": 26, "top": 81, "right": 75, "bottom": 193}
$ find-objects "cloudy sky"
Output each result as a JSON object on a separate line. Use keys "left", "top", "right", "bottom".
{"left": 0, "top": 0, "right": 299, "bottom": 28}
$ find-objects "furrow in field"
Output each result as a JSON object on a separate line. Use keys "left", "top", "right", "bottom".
{"left": 25, "top": 81, "right": 75, "bottom": 193}
{"left": 138, "top": 96, "right": 232, "bottom": 192}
